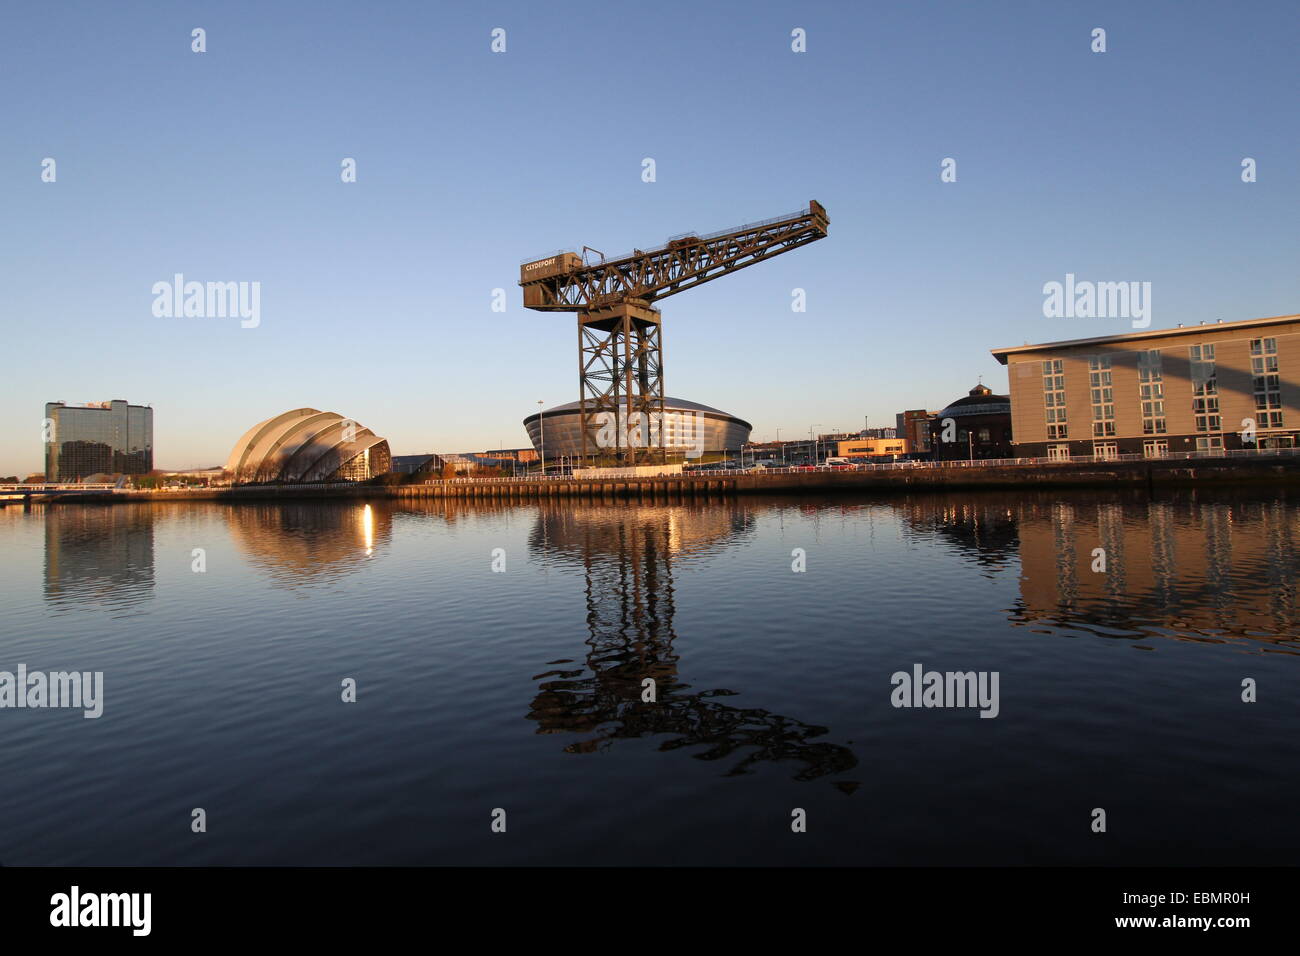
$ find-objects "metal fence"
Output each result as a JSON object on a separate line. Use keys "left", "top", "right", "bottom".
{"left": 415, "top": 445, "right": 1300, "bottom": 483}
{"left": 0, "top": 482, "right": 120, "bottom": 491}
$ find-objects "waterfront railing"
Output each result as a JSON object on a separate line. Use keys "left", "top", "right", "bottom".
{"left": 413, "top": 445, "right": 1300, "bottom": 483}
{"left": 0, "top": 482, "right": 121, "bottom": 491}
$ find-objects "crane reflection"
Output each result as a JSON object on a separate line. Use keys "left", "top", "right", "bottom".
{"left": 526, "top": 501, "right": 859, "bottom": 785}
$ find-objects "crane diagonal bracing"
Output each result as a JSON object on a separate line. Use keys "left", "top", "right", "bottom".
{"left": 520, "top": 200, "right": 829, "bottom": 464}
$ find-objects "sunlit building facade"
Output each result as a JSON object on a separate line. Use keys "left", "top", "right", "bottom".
{"left": 992, "top": 313, "right": 1300, "bottom": 458}
{"left": 837, "top": 437, "right": 910, "bottom": 458}
{"left": 44, "top": 400, "right": 153, "bottom": 481}
{"left": 896, "top": 409, "right": 935, "bottom": 454}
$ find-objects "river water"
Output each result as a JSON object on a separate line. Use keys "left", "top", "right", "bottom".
{"left": 1, "top": 489, "right": 1297, "bottom": 865}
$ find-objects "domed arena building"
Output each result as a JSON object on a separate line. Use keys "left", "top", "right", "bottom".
{"left": 927, "top": 384, "right": 1013, "bottom": 461}
{"left": 225, "top": 408, "right": 392, "bottom": 483}
{"left": 523, "top": 397, "right": 751, "bottom": 461}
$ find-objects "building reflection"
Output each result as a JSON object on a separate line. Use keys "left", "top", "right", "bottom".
{"left": 43, "top": 506, "right": 155, "bottom": 610}
{"left": 526, "top": 502, "right": 859, "bottom": 785}
{"left": 898, "top": 491, "right": 1300, "bottom": 647}
{"left": 1014, "top": 494, "right": 1300, "bottom": 644}
{"left": 224, "top": 502, "right": 393, "bottom": 586}
{"left": 898, "top": 497, "right": 1020, "bottom": 573}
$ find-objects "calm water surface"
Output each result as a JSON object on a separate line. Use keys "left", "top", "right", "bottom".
{"left": 1, "top": 489, "right": 1298, "bottom": 865}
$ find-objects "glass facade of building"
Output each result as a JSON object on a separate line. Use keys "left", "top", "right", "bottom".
{"left": 44, "top": 400, "right": 154, "bottom": 480}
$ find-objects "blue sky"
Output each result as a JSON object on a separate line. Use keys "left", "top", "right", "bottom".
{"left": 2, "top": 0, "right": 1297, "bottom": 473}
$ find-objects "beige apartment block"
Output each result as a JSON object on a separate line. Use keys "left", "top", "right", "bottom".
{"left": 991, "top": 313, "right": 1300, "bottom": 459}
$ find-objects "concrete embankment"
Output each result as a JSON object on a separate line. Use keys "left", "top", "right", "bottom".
{"left": 28, "top": 455, "right": 1300, "bottom": 505}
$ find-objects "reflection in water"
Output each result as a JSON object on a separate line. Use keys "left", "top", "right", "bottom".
{"left": 32, "top": 492, "right": 1300, "bottom": 655}
{"left": 10, "top": 490, "right": 1300, "bottom": 866}
{"left": 527, "top": 502, "right": 860, "bottom": 786}
{"left": 225, "top": 502, "right": 392, "bottom": 586}
{"left": 898, "top": 499, "right": 1020, "bottom": 573}
{"left": 899, "top": 491, "right": 1300, "bottom": 649}
{"left": 1020, "top": 495, "right": 1300, "bottom": 644}
{"left": 44, "top": 506, "right": 154, "bottom": 611}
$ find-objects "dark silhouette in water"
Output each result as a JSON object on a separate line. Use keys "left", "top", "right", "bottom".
{"left": 527, "top": 503, "right": 859, "bottom": 785}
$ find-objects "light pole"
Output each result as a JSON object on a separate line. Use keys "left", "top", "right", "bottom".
{"left": 537, "top": 400, "right": 545, "bottom": 476}
{"left": 809, "top": 424, "right": 821, "bottom": 465}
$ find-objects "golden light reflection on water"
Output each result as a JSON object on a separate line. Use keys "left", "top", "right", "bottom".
{"left": 223, "top": 502, "right": 393, "bottom": 586}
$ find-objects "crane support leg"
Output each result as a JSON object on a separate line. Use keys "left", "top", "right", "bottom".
{"left": 578, "top": 301, "right": 664, "bottom": 465}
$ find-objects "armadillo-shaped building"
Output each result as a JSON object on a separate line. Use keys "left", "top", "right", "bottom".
{"left": 224, "top": 408, "right": 391, "bottom": 483}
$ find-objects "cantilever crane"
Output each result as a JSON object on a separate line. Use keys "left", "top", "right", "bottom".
{"left": 519, "top": 200, "right": 829, "bottom": 464}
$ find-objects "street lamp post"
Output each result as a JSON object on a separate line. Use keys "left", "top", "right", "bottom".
{"left": 537, "top": 400, "right": 545, "bottom": 476}
{"left": 809, "top": 424, "right": 822, "bottom": 466}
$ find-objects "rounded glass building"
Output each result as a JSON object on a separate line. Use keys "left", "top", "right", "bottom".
{"left": 523, "top": 397, "right": 751, "bottom": 461}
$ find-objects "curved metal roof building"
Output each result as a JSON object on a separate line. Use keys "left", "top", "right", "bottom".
{"left": 935, "top": 384, "right": 1011, "bottom": 419}
{"left": 224, "top": 408, "right": 392, "bottom": 483}
{"left": 522, "top": 397, "right": 751, "bottom": 459}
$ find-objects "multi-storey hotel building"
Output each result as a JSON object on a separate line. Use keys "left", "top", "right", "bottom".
{"left": 44, "top": 399, "right": 154, "bottom": 481}
{"left": 991, "top": 313, "right": 1300, "bottom": 459}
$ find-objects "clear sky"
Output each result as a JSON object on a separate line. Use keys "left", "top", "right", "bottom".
{"left": 2, "top": 0, "right": 1297, "bottom": 474}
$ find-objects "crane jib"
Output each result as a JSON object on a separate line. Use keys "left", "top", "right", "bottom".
{"left": 519, "top": 200, "right": 828, "bottom": 308}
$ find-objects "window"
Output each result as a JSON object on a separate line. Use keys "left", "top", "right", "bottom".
{"left": 1137, "top": 350, "right": 1166, "bottom": 435}
{"left": 1042, "top": 359, "right": 1067, "bottom": 439}
{"left": 1088, "top": 356, "right": 1115, "bottom": 437}
{"left": 1143, "top": 440, "right": 1168, "bottom": 459}
{"left": 1092, "top": 441, "right": 1118, "bottom": 461}
{"left": 1195, "top": 436, "right": 1224, "bottom": 452}
{"left": 1250, "top": 337, "right": 1283, "bottom": 430}
{"left": 1189, "top": 344, "right": 1220, "bottom": 432}
{"left": 978, "top": 427, "right": 990, "bottom": 442}
{"left": 1048, "top": 444, "right": 1070, "bottom": 461}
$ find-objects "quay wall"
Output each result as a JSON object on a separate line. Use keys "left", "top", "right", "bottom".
{"left": 19, "top": 456, "right": 1300, "bottom": 505}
